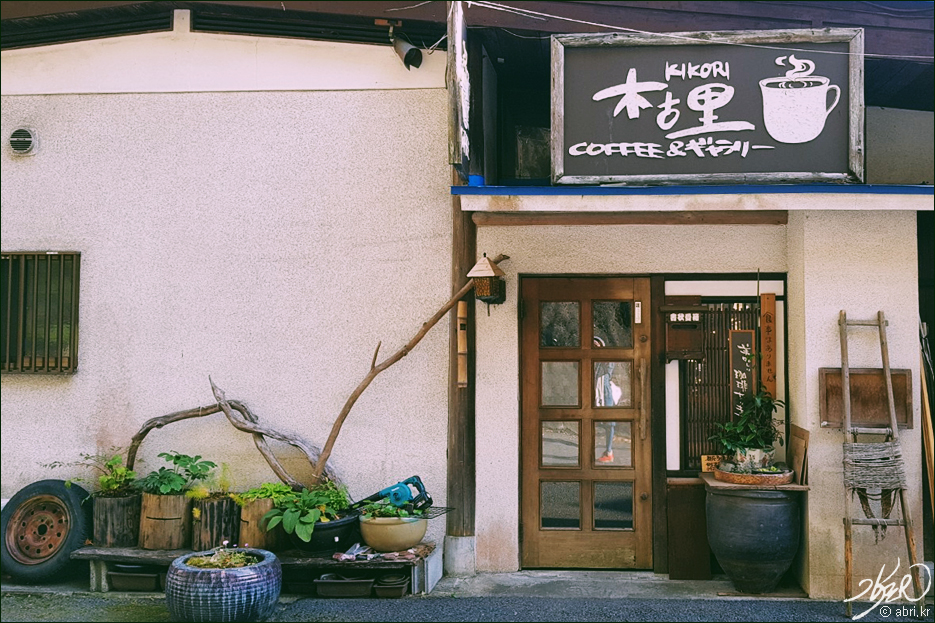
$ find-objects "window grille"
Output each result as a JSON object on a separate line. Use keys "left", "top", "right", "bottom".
{"left": 1, "top": 252, "right": 80, "bottom": 374}
{"left": 679, "top": 301, "right": 759, "bottom": 470}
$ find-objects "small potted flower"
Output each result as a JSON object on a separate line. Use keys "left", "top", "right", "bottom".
{"left": 165, "top": 541, "right": 281, "bottom": 622}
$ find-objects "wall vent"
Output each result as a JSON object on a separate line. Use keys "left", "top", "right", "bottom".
{"left": 10, "top": 127, "right": 38, "bottom": 155}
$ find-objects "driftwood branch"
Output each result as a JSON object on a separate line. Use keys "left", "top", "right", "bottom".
{"left": 125, "top": 380, "right": 341, "bottom": 488}
{"left": 311, "top": 254, "right": 510, "bottom": 479}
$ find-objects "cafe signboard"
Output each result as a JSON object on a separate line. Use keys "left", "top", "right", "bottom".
{"left": 551, "top": 29, "right": 864, "bottom": 185}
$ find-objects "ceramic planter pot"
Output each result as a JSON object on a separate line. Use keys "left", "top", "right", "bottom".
{"left": 706, "top": 488, "right": 800, "bottom": 593}
{"left": 733, "top": 447, "right": 775, "bottom": 471}
{"left": 359, "top": 516, "right": 427, "bottom": 552}
{"left": 286, "top": 513, "right": 361, "bottom": 556}
{"left": 165, "top": 548, "right": 281, "bottom": 622}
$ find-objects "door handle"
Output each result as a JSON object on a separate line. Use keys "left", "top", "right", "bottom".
{"left": 639, "top": 358, "right": 648, "bottom": 441}
{"left": 640, "top": 492, "right": 649, "bottom": 501}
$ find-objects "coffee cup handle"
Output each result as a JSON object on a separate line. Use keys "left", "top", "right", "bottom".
{"left": 825, "top": 85, "right": 841, "bottom": 117}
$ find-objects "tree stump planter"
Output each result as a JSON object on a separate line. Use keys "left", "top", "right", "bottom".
{"left": 191, "top": 497, "right": 240, "bottom": 551}
{"left": 165, "top": 548, "right": 281, "bottom": 622}
{"left": 139, "top": 493, "right": 192, "bottom": 550}
{"left": 93, "top": 494, "right": 141, "bottom": 547}
{"left": 238, "top": 499, "right": 286, "bottom": 551}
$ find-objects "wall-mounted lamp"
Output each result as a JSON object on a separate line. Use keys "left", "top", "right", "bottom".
{"left": 377, "top": 19, "right": 423, "bottom": 70}
{"left": 467, "top": 254, "right": 506, "bottom": 308}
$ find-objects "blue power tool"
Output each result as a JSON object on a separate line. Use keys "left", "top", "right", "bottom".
{"left": 351, "top": 476, "right": 433, "bottom": 512}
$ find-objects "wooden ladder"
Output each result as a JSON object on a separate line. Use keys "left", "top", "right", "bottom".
{"left": 839, "top": 310, "right": 924, "bottom": 617}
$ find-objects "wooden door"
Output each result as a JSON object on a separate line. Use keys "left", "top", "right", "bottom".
{"left": 521, "top": 277, "right": 652, "bottom": 568}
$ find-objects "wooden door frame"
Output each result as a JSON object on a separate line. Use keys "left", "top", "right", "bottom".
{"left": 517, "top": 274, "right": 667, "bottom": 570}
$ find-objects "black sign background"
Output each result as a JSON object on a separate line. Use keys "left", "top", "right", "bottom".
{"left": 559, "top": 37, "right": 853, "bottom": 180}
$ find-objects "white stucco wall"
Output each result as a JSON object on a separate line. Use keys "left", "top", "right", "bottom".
{"left": 1, "top": 14, "right": 451, "bottom": 545}
{"left": 786, "top": 210, "right": 923, "bottom": 599}
{"left": 473, "top": 223, "right": 789, "bottom": 572}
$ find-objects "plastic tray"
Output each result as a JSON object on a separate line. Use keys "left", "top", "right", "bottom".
{"left": 313, "top": 573, "right": 375, "bottom": 597}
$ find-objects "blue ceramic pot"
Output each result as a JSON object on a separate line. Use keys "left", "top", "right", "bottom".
{"left": 165, "top": 548, "right": 281, "bottom": 622}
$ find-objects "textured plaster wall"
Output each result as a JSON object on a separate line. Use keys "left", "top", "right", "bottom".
{"left": 473, "top": 224, "right": 788, "bottom": 572}
{"left": 0, "top": 88, "right": 452, "bottom": 543}
{"left": 786, "top": 211, "right": 923, "bottom": 599}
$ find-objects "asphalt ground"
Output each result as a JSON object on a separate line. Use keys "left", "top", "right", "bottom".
{"left": 1, "top": 591, "right": 932, "bottom": 622}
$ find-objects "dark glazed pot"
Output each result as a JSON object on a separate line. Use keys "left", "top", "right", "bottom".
{"left": 165, "top": 548, "right": 281, "bottom": 622}
{"left": 287, "top": 513, "right": 361, "bottom": 556}
{"left": 706, "top": 488, "right": 800, "bottom": 594}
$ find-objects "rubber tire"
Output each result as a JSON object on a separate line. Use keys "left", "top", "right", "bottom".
{"left": 1, "top": 479, "right": 91, "bottom": 583}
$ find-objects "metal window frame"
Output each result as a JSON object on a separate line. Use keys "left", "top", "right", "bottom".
{"left": 1, "top": 251, "right": 80, "bottom": 374}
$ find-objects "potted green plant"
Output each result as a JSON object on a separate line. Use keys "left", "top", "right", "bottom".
{"left": 706, "top": 385, "right": 800, "bottom": 595}
{"left": 46, "top": 448, "right": 141, "bottom": 548}
{"left": 137, "top": 452, "right": 216, "bottom": 550}
{"left": 262, "top": 479, "right": 359, "bottom": 554}
{"left": 709, "top": 386, "right": 786, "bottom": 474}
{"left": 166, "top": 541, "right": 281, "bottom": 622}
{"left": 358, "top": 500, "right": 427, "bottom": 553}
{"left": 188, "top": 463, "right": 241, "bottom": 551}
{"left": 230, "top": 482, "right": 296, "bottom": 551}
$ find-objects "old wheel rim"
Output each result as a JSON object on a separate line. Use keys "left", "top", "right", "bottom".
{"left": 5, "top": 495, "right": 73, "bottom": 565}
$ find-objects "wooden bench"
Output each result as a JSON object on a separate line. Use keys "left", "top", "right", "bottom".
{"left": 71, "top": 542, "right": 441, "bottom": 595}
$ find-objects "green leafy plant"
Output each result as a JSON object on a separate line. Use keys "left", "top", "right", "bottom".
{"left": 709, "top": 386, "right": 785, "bottom": 454}
{"left": 44, "top": 448, "right": 138, "bottom": 498}
{"left": 262, "top": 480, "right": 350, "bottom": 542}
{"left": 137, "top": 452, "right": 216, "bottom": 495}
{"left": 360, "top": 500, "right": 423, "bottom": 519}
{"left": 230, "top": 482, "right": 297, "bottom": 507}
{"left": 186, "top": 541, "right": 259, "bottom": 569}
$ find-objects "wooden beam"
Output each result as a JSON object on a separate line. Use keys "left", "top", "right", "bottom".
{"left": 472, "top": 211, "right": 788, "bottom": 226}
{"left": 448, "top": 166, "right": 478, "bottom": 537}
{"left": 650, "top": 275, "right": 669, "bottom": 574}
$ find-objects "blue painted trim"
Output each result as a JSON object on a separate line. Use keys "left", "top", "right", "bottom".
{"left": 451, "top": 184, "right": 934, "bottom": 196}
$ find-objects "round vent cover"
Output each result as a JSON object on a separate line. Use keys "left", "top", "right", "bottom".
{"left": 10, "top": 127, "right": 38, "bottom": 155}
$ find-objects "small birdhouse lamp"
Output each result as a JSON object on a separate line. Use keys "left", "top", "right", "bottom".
{"left": 468, "top": 254, "right": 506, "bottom": 306}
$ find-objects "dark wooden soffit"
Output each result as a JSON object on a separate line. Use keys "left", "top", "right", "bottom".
{"left": 472, "top": 211, "right": 788, "bottom": 226}
{"left": 3, "top": 1, "right": 931, "bottom": 58}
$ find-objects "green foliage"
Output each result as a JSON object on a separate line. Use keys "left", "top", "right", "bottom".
{"left": 44, "top": 448, "right": 138, "bottom": 498}
{"left": 261, "top": 480, "right": 351, "bottom": 543}
{"left": 137, "top": 452, "right": 217, "bottom": 495}
{"left": 230, "top": 482, "right": 297, "bottom": 507}
{"left": 709, "top": 387, "right": 785, "bottom": 453}
{"left": 360, "top": 500, "right": 423, "bottom": 519}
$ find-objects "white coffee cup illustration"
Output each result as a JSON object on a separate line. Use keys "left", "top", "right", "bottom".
{"left": 759, "top": 75, "right": 840, "bottom": 144}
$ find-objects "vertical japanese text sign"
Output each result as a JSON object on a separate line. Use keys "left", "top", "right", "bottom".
{"left": 551, "top": 29, "right": 864, "bottom": 185}
{"left": 760, "top": 294, "right": 777, "bottom": 397}
{"left": 729, "top": 330, "right": 755, "bottom": 419}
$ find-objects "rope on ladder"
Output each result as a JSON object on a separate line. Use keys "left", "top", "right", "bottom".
{"left": 844, "top": 441, "right": 906, "bottom": 542}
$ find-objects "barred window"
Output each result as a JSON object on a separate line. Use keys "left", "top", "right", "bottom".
{"left": 1, "top": 252, "right": 80, "bottom": 374}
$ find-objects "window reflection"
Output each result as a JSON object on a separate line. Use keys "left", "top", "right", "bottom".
{"left": 541, "top": 361, "right": 579, "bottom": 406}
{"left": 594, "top": 482, "right": 633, "bottom": 530}
{"left": 541, "top": 481, "right": 580, "bottom": 529}
{"left": 593, "top": 301, "right": 633, "bottom": 348}
{"left": 541, "top": 421, "right": 580, "bottom": 467}
{"left": 593, "top": 421, "right": 632, "bottom": 466}
{"left": 540, "top": 302, "right": 580, "bottom": 347}
{"left": 593, "top": 361, "right": 632, "bottom": 407}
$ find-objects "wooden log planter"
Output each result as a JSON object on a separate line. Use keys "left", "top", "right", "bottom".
{"left": 191, "top": 497, "right": 240, "bottom": 551}
{"left": 239, "top": 499, "right": 287, "bottom": 552}
{"left": 139, "top": 493, "right": 192, "bottom": 550}
{"left": 93, "top": 494, "right": 141, "bottom": 548}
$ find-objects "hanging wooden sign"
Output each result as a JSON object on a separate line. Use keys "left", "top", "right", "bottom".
{"left": 760, "top": 293, "right": 777, "bottom": 397}
{"left": 729, "top": 329, "right": 755, "bottom": 419}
